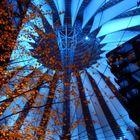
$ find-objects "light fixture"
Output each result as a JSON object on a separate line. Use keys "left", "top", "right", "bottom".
{"left": 85, "top": 36, "right": 89, "bottom": 40}
{"left": 119, "top": 136, "right": 127, "bottom": 140}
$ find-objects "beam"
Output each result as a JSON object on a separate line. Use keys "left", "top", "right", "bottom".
{"left": 76, "top": 72, "right": 97, "bottom": 140}
{"left": 12, "top": 89, "right": 39, "bottom": 130}
{"left": 87, "top": 72, "right": 124, "bottom": 139}
{"left": 0, "top": 68, "right": 45, "bottom": 119}
{"left": 37, "top": 73, "right": 58, "bottom": 139}
{"left": 61, "top": 73, "right": 71, "bottom": 140}
{"left": 0, "top": 0, "right": 31, "bottom": 88}
{"left": 99, "top": 72, "right": 127, "bottom": 108}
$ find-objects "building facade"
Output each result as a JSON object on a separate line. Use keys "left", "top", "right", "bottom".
{"left": 107, "top": 35, "right": 140, "bottom": 137}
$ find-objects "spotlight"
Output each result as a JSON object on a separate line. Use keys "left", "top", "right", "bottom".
{"left": 119, "top": 136, "right": 127, "bottom": 140}
{"left": 85, "top": 36, "right": 89, "bottom": 40}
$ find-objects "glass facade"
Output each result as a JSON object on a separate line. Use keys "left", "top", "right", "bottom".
{"left": 107, "top": 35, "right": 140, "bottom": 137}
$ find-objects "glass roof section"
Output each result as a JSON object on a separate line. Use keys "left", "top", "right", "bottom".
{"left": 0, "top": 0, "right": 140, "bottom": 139}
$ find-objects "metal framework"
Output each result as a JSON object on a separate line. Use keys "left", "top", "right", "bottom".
{"left": 0, "top": 0, "right": 140, "bottom": 139}
{"left": 55, "top": 23, "right": 82, "bottom": 71}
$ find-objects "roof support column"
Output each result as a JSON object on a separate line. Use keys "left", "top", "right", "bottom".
{"left": 61, "top": 73, "right": 71, "bottom": 140}
{"left": 87, "top": 72, "right": 124, "bottom": 139}
{"left": 37, "top": 73, "right": 58, "bottom": 139}
{"left": 99, "top": 72, "right": 127, "bottom": 108}
{"left": 76, "top": 72, "right": 97, "bottom": 140}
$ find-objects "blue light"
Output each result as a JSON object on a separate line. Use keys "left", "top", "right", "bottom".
{"left": 119, "top": 136, "right": 126, "bottom": 140}
{"left": 85, "top": 36, "right": 89, "bottom": 40}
